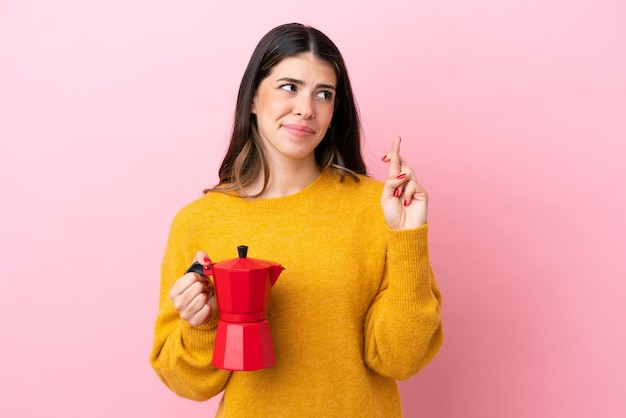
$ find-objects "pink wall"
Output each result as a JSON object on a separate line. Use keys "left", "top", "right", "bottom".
{"left": 1, "top": 1, "right": 624, "bottom": 417}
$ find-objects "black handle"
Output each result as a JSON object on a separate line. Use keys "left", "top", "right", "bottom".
{"left": 185, "top": 261, "right": 206, "bottom": 276}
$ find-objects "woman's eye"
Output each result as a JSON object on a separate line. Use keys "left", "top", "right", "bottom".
{"left": 280, "top": 84, "right": 296, "bottom": 92}
{"left": 317, "top": 91, "right": 333, "bottom": 100}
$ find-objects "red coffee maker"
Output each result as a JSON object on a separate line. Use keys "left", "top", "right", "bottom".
{"left": 207, "top": 245, "right": 284, "bottom": 371}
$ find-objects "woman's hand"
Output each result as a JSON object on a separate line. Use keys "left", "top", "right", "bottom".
{"left": 169, "top": 251, "right": 216, "bottom": 327}
{"left": 381, "top": 136, "right": 428, "bottom": 230}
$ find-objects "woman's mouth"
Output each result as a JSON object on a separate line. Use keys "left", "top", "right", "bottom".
{"left": 282, "top": 124, "right": 316, "bottom": 138}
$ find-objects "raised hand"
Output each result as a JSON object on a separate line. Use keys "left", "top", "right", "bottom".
{"left": 380, "top": 136, "right": 428, "bottom": 230}
{"left": 169, "top": 250, "right": 216, "bottom": 327}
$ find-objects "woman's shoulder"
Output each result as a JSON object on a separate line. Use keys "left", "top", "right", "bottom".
{"left": 171, "top": 191, "right": 232, "bottom": 224}
{"left": 326, "top": 169, "right": 384, "bottom": 194}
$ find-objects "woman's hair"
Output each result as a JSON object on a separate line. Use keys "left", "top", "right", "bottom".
{"left": 206, "top": 22, "right": 366, "bottom": 197}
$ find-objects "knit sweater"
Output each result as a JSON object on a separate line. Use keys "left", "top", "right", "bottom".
{"left": 150, "top": 169, "right": 443, "bottom": 417}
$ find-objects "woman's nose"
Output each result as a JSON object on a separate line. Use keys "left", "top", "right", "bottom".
{"left": 293, "top": 95, "right": 314, "bottom": 119}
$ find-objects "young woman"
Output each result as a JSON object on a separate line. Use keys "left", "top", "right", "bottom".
{"left": 150, "top": 23, "right": 443, "bottom": 417}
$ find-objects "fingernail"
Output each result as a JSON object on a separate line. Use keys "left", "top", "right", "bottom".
{"left": 403, "top": 199, "right": 408, "bottom": 206}
{"left": 203, "top": 257, "right": 211, "bottom": 263}
{"left": 396, "top": 173, "right": 407, "bottom": 180}
{"left": 381, "top": 155, "right": 389, "bottom": 162}
{"left": 393, "top": 188, "right": 401, "bottom": 197}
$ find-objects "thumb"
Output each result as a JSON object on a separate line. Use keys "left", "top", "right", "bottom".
{"left": 194, "top": 250, "right": 213, "bottom": 276}
{"left": 195, "top": 250, "right": 212, "bottom": 265}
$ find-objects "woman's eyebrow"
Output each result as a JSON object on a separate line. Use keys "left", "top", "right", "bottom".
{"left": 276, "top": 77, "right": 336, "bottom": 91}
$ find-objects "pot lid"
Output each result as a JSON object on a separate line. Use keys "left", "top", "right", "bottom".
{"left": 213, "top": 245, "right": 274, "bottom": 271}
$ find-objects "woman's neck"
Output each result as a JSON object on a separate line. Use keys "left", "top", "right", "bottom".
{"left": 245, "top": 158, "right": 321, "bottom": 199}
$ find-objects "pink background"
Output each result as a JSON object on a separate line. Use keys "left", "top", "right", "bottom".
{"left": 1, "top": 1, "right": 625, "bottom": 417}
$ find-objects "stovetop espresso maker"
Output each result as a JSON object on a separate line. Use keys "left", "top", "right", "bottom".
{"left": 189, "top": 245, "right": 284, "bottom": 371}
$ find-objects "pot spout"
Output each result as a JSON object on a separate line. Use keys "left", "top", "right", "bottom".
{"left": 269, "top": 264, "right": 285, "bottom": 286}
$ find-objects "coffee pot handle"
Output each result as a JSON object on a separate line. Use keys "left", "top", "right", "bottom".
{"left": 185, "top": 261, "right": 213, "bottom": 276}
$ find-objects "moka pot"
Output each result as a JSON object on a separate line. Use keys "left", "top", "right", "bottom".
{"left": 206, "top": 245, "right": 284, "bottom": 371}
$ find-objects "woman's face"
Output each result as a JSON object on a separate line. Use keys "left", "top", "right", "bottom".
{"left": 251, "top": 52, "right": 336, "bottom": 166}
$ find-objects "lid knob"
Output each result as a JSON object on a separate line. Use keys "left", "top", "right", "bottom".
{"left": 237, "top": 245, "right": 248, "bottom": 258}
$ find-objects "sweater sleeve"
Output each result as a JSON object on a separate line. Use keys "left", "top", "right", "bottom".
{"left": 363, "top": 223, "right": 443, "bottom": 380}
{"left": 149, "top": 214, "right": 231, "bottom": 401}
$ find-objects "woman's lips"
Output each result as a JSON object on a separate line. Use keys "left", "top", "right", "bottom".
{"left": 283, "top": 124, "right": 315, "bottom": 137}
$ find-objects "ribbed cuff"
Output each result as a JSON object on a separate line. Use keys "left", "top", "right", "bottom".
{"left": 181, "top": 314, "right": 219, "bottom": 355}
{"left": 385, "top": 223, "right": 435, "bottom": 311}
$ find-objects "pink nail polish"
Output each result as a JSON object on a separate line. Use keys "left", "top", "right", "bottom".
{"left": 393, "top": 189, "right": 401, "bottom": 197}
{"left": 396, "top": 173, "right": 407, "bottom": 180}
{"left": 381, "top": 155, "right": 388, "bottom": 161}
{"left": 403, "top": 199, "right": 408, "bottom": 206}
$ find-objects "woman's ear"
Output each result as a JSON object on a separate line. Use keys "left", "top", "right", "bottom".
{"left": 251, "top": 91, "right": 258, "bottom": 114}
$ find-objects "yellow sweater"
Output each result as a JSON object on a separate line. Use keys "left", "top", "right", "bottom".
{"left": 150, "top": 169, "right": 443, "bottom": 417}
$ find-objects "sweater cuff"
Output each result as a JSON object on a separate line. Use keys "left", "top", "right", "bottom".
{"left": 181, "top": 313, "right": 219, "bottom": 354}
{"left": 385, "top": 223, "right": 434, "bottom": 311}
